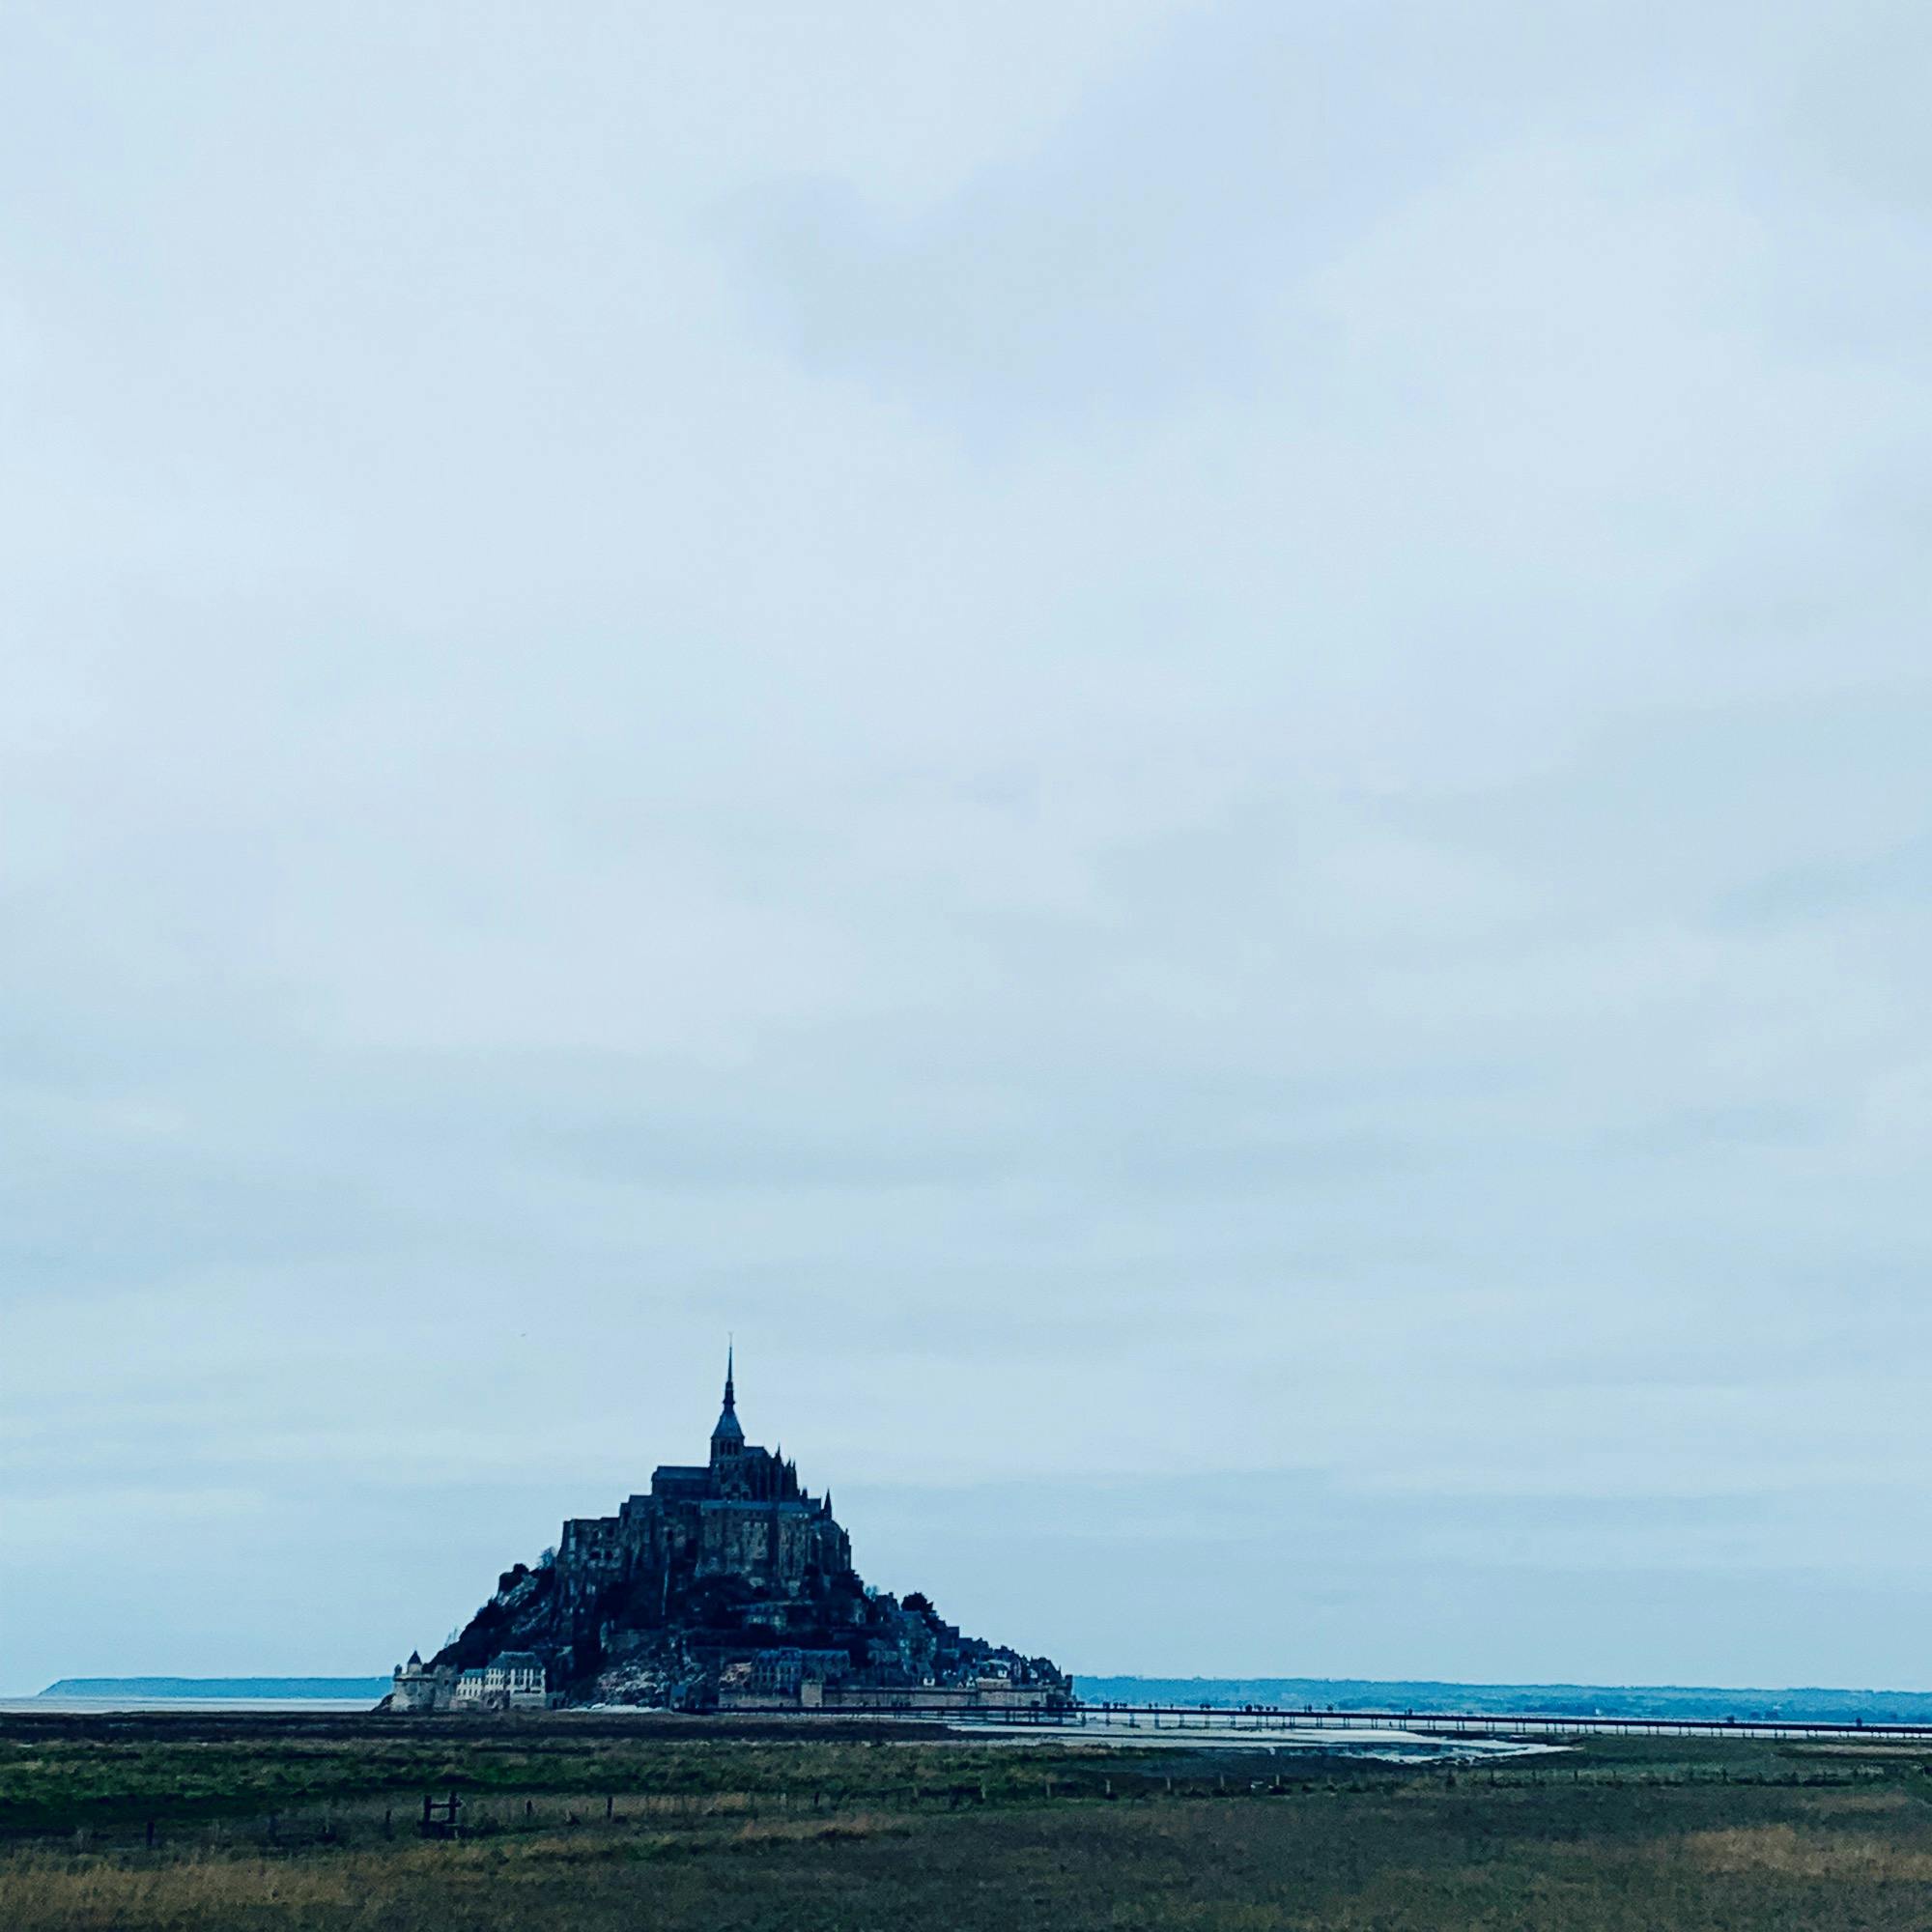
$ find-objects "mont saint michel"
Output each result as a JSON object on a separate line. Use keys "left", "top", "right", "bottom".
{"left": 385, "top": 1354, "right": 1068, "bottom": 1715}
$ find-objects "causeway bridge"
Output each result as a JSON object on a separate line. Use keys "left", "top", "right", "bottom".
{"left": 914, "top": 1701, "right": 1932, "bottom": 1746}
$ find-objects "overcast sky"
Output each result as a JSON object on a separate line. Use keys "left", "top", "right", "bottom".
{"left": 5, "top": 2, "right": 1932, "bottom": 1696}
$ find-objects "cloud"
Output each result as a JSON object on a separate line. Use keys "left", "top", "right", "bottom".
{"left": 3, "top": 0, "right": 1931, "bottom": 1691}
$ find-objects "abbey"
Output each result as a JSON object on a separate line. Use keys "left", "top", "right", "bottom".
{"left": 554, "top": 1350, "right": 852, "bottom": 1617}
{"left": 387, "top": 1353, "right": 1066, "bottom": 1713}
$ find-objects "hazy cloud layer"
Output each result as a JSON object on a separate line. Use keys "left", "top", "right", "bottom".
{"left": 4, "top": 1, "right": 1931, "bottom": 1692}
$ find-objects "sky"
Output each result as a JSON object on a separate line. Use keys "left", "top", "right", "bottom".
{"left": 4, "top": 1, "right": 1932, "bottom": 1695}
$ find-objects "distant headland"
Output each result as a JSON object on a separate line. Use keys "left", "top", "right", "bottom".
{"left": 1078, "top": 1678, "right": 1932, "bottom": 1728}
{"left": 37, "top": 1678, "right": 389, "bottom": 1702}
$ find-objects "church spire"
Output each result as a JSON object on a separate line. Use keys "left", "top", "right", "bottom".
{"left": 710, "top": 1342, "right": 744, "bottom": 1463}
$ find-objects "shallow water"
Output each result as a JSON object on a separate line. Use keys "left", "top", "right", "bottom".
{"left": 958, "top": 1717, "right": 1563, "bottom": 1763}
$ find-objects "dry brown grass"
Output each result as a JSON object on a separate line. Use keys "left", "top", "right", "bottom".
{"left": 1678, "top": 1819, "right": 1932, "bottom": 1882}
{"left": 728, "top": 1810, "right": 899, "bottom": 1844}
{"left": 12, "top": 1787, "right": 1932, "bottom": 1932}
{"left": 0, "top": 1848, "right": 371, "bottom": 1930}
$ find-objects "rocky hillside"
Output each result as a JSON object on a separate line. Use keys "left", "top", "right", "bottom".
{"left": 426, "top": 1551, "right": 1063, "bottom": 1709}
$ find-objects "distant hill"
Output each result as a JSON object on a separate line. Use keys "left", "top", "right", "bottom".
{"left": 1074, "top": 1676, "right": 1932, "bottom": 1726}
{"left": 40, "top": 1677, "right": 389, "bottom": 1701}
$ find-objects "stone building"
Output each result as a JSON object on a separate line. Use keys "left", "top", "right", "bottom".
{"left": 388, "top": 1651, "right": 455, "bottom": 1712}
{"left": 554, "top": 1350, "right": 852, "bottom": 1617}
{"left": 392, "top": 1648, "right": 548, "bottom": 1713}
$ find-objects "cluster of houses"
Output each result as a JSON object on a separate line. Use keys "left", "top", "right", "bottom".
{"left": 387, "top": 1649, "right": 552, "bottom": 1713}
{"left": 715, "top": 1647, "right": 1053, "bottom": 1714}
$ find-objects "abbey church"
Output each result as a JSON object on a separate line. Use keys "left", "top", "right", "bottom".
{"left": 553, "top": 1351, "right": 852, "bottom": 1614}
{"left": 387, "top": 1354, "right": 1066, "bottom": 1713}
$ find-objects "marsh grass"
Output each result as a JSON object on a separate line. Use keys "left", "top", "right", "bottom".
{"left": 0, "top": 1711, "right": 1142, "bottom": 1836}
{"left": 6, "top": 1716, "right": 1932, "bottom": 1930}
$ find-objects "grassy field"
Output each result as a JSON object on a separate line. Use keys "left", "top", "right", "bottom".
{"left": 5, "top": 1713, "right": 1932, "bottom": 1929}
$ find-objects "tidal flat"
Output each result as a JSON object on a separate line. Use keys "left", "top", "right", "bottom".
{"left": 4, "top": 1711, "right": 1931, "bottom": 1930}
